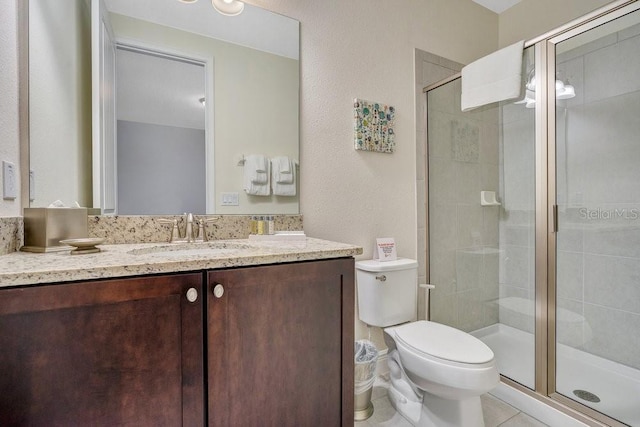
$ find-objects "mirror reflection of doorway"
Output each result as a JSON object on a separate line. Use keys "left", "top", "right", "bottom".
{"left": 115, "top": 46, "right": 206, "bottom": 215}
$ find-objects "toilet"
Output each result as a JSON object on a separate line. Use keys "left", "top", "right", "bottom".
{"left": 356, "top": 258, "right": 499, "bottom": 427}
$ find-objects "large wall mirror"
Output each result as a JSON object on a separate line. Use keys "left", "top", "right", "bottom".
{"left": 28, "top": 0, "right": 299, "bottom": 215}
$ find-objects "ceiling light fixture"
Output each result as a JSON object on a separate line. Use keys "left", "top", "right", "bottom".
{"left": 515, "top": 69, "right": 576, "bottom": 106}
{"left": 556, "top": 82, "right": 576, "bottom": 100}
{"left": 211, "top": 0, "right": 245, "bottom": 16}
{"left": 177, "top": 0, "right": 245, "bottom": 16}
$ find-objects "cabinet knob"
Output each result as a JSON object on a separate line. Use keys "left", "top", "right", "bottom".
{"left": 186, "top": 287, "right": 198, "bottom": 303}
{"left": 213, "top": 284, "right": 225, "bottom": 298}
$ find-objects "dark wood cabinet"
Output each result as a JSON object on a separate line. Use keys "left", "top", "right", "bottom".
{"left": 0, "top": 273, "right": 204, "bottom": 427}
{"left": 0, "top": 258, "right": 354, "bottom": 426}
{"left": 207, "top": 258, "right": 354, "bottom": 427}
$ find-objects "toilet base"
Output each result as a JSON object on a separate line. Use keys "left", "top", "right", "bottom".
{"left": 419, "top": 393, "right": 485, "bottom": 427}
{"left": 388, "top": 385, "right": 486, "bottom": 427}
{"left": 388, "top": 382, "right": 422, "bottom": 424}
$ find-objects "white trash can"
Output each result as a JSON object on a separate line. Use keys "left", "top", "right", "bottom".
{"left": 354, "top": 340, "right": 378, "bottom": 421}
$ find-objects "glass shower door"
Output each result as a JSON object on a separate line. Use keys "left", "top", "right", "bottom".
{"left": 554, "top": 8, "right": 640, "bottom": 425}
{"left": 426, "top": 46, "right": 537, "bottom": 390}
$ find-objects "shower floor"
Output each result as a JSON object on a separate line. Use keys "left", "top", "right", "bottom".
{"left": 472, "top": 323, "right": 640, "bottom": 426}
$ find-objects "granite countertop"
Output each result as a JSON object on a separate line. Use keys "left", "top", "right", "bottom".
{"left": 0, "top": 238, "right": 362, "bottom": 288}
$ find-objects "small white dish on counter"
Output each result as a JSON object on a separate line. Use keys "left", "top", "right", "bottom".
{"left": 59, "top": 238, "right": 105, "bottom": 255}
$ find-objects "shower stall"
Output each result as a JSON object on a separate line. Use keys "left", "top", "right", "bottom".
{"left": 424, "top": 1, "right": 640, "bottom": 425}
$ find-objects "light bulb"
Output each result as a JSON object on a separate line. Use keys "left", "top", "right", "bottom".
{"left": 557, "top": 85, "right": 576, "bottom": 100}
{"left": 211, "top": 0, "right": 244, "bottom": 15}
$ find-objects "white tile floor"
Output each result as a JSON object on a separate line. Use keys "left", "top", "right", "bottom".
{"left": 355, "top": 376, "right": 549, "bottom": 427}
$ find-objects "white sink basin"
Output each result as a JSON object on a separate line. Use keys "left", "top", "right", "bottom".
{"left": 128, "top": 241, "right": 252, "bottom": 257}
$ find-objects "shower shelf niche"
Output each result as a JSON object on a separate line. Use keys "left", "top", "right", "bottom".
{"left": 480, "top": 191, "right": 501, "bottom": 206}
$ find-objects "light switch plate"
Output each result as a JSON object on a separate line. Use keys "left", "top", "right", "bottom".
{"left": 2, "top": 161, "right": 17, "bottom": 200}
{"left": 221, "top": 192, "right": 239, "bottom": 206}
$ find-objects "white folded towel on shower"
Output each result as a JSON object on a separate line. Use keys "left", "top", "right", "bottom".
{"left": 272, "top": 156, "right": 293, "bottom": 184}
{"left": 243, "top": 155, "right": 271, "bottom": 196}
{"left": 461, "top": 40, "right": 524, "bottom": 112}
{"left": 271, "top": 157, "right": 297, "bottom": 196}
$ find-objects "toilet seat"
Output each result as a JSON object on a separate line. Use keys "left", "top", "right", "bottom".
{"left": 393, "top": 321, "right": 494, "bottom": 365}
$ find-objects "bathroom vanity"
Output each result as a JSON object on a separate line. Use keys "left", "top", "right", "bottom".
{"left": 0, "top": 239, "right": 360, "bottom": 426}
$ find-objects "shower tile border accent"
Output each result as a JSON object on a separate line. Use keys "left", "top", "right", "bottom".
{"left": 88, "top": 214, "right": 303, "bottom": 244}
{"left": 0, "top": 217, "right": 23, "bottom": 255}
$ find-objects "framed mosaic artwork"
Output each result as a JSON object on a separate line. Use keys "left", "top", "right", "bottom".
{"left": 353, "top": 98, "right": 396, "bottom": 153}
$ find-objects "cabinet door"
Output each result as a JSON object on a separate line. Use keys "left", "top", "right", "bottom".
{"left": 208, "top": 258, "right": 354, "bottom": 427}
{"left": 0, "top": 273, "right": 204, "bottom": 427}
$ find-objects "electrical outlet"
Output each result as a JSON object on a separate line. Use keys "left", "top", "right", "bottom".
{"left": 2, "top": 161, "right": 17, "bottom": 200}
{"left": 221, "top": 192, "right": 239, "bottom": 206}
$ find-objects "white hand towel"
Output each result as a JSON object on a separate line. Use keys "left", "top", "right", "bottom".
{"left": 247, "top": 155, "right": 268, "bottom": 184}
{"left": 272, "top": 156, "right": 293, "bottom": 184}
{"left": 252, "top": 171, "right": 268, "bottom": 185}
{"left": 243, "top": 155, "right": 271, "bottom": 196}
{"left": 278, "top": 156, "right": 291, "bottom": 174}
{"left": 272, "top": 158, "right": 296, "bottom": 196}
{"left": 461, "top": 40, "right": 524, "bottom": 112}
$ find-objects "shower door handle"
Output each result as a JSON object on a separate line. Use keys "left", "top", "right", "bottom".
{"left": 552, "top": 204, "right": 558, "bottom": 233}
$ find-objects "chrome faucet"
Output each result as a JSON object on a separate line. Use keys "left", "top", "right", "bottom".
{"left": 159, "top": 213, "right": 217, "bottom": 243}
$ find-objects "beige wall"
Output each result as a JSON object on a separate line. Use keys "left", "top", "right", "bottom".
{"left": 0, "top": 0, "right": 21, "bottom": 217}
{"left": 499, "top": 0, "right": 614, "bottom": 47}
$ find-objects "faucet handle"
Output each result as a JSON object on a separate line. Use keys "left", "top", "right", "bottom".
{"left": 195, "top": 216, "right": 219, "bottom": 242}
{"left": 158, "top": 218, "right": 180, "bottom": 242}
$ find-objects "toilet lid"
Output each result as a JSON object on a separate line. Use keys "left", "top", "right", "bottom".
{"left": 394, "top": 321, "right": 494, "bottom": 364}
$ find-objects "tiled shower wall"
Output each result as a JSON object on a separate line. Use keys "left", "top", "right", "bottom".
{"left": 552, "top": 24, "right": 640, "bottom": 370}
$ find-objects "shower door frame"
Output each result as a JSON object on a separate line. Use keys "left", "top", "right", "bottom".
{"left": 423, "top": 1, "right": 640, "bottom": 425}
{"left": 538, "top": 2, "right": 640, "bottom": 426}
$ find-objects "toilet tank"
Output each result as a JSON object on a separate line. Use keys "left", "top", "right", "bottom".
{"left": 356, "top": 258, "right": 418, "bottom": 327}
